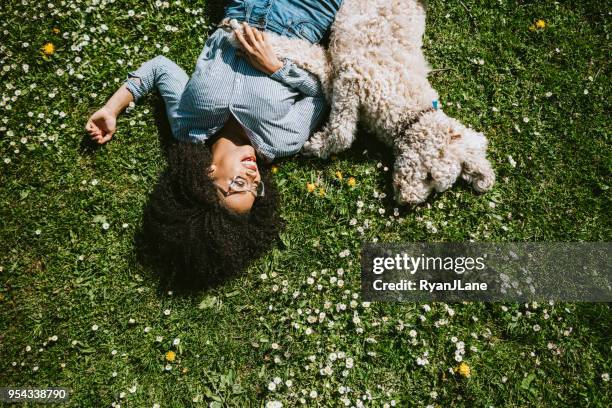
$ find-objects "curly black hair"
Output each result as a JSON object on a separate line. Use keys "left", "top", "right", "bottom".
{"left": 138, "top": 141, "right": 284, "bottom": 291}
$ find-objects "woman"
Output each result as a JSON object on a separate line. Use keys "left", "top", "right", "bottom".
{"left": 85, "top": 0, "right": 343, "bottom": 286}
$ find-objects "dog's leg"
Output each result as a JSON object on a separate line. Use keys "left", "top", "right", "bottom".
{"left": 461, "top": 152, "right": 496, "bottom": 193}
{"left": 392, "top": 144, "right": 435, "bottom": 205}
{"left": 429, "top": 152, "right": 463, "bottom": 193}
{"left": 302, "top": 75, "right": 360, "bottom": 159}
{"left": 449, "top": 128, "right": 496, "bottom": 193}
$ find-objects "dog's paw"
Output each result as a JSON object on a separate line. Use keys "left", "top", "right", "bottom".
{"left": 394, "top": 182, "right": 432, "bottom": 205}
{"left": 462, "top": 158, "right": 496, "bottom": 193}
{"left": 392, "top": 168, "right": 434, "bottom": 205}
{"left": 301, "top": 140, "right": 323, "bottom": 158}
{"left": 301, "top": 130, "right": 334, "bottom": 159}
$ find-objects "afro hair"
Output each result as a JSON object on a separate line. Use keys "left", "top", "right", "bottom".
{"left": 138, "top": 141, "right": 284, "bottom": 291}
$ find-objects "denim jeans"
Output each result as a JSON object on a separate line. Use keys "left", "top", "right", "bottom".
{"left": 224, "top": 0, "right": 344, "bottom": 44}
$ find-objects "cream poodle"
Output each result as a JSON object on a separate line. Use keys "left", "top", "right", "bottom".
{"left": 301, "top": 0, "right": 496, "bottom": 204}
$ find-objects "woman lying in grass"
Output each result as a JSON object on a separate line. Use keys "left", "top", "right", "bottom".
{"left": 85, "top": 0, "right": 342, "bottom": 286}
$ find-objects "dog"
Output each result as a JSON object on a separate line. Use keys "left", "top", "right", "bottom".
{"left": 301, "top": 0, "right": 496, "bottom": 204}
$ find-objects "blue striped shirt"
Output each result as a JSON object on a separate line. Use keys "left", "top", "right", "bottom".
{"left": 125, "top": 28, "right": 328, "bottom": 162}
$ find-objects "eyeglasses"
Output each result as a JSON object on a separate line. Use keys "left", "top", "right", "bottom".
{"left": 216, "top": 176, "right": 265, "bottom": 198}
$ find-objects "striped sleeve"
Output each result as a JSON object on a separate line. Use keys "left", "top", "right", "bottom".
{"left": 269, "top": 58, "right": 324, "bottom": 98}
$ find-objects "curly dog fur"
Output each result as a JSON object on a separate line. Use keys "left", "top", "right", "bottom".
{"left": 301, "top": 0, "right": 496, "bottom": 204}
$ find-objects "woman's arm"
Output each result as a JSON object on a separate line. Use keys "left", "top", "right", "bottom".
{"left": 85, "top": 55, "right": 189, "bottom": 144}
{"left": 269, "top": 60, "right": 324, "bottom": 98}
{"left": 234, "top": 22, "right": 324, "bottom": 98}
{"left": 85, "top": 84, "right": 133, "bottom": 144}
{"left": 234, "top": 22, "right": 283, "bottom": 75}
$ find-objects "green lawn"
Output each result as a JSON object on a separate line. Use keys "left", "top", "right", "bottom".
{"left": 1, "top": 0, "right": 610, "bottom": 406}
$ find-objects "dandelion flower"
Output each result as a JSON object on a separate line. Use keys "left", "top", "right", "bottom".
{"left": 52, "top": 28, "right": 60, "bottom": 34}
{"left": 165, "top": 351, "right": 176, "bottom": 362}
{"left": 335, "top": 171, "right": 343, "bottom": 180}
{"left": 347, "top": 177, "right": 356, "bottom": 187}
{"left": 456, "top": 362, "right": 471, "bottom": 378}
{"left": 318, "top": 188, "right": 325, "bottom": 197}
{"left": 306, "top": 183, "right": 316, "bottom": 193}
{"left": 271, "top": 165, "right": 279, "bottom": 174}
{"left": 42, "top": 42, "right": 55, "bottom": 56}
{"left": 535, "top": 19, "right": 546, "bottom": 29}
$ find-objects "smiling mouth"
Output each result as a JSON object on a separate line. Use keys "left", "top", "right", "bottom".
{"left": 241, "top": 156, "right": 257, "bottom": 171}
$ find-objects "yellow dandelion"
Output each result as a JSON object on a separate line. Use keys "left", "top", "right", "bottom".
{"left": 535, "top": 19, "right": 546, "bottom": 29}
{"left": 318, "top": 188, "right": 326, "bottom": 197}
{"left": 347, "top": 177, "right": 356, "bottom": 187}
{"left": 271, "top": 165, "right": 279, "bottom": 174}
{"left": 335, "top": 171, "right": 343, "bottom": 180}
{"left": 42, "top": 42, "right": 55, "bottom": 56}
{"left": 306, "top": 182, "right": 316, "bottom": 193}
{"left": 456, "top": 362, "right": 471, "bottom": 378}
{"left": 52, "top": 27, "right": 60, "bottom": 34}
{"left": 165, "top": 351, "right": 176, "bottom": 362}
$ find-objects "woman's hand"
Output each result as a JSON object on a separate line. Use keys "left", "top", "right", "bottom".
{"left": 85, "top": 106, "right": 117, "bottom": 144}
{"left": 234, "top": 22, "right": 283, "bottom": 75}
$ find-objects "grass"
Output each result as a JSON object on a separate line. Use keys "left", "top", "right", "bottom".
{"left": 1, "top": 0, "right": 610, "bottom": 406}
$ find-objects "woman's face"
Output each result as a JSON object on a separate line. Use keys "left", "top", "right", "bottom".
{"left": 208, "top": 126, "right": 262, "bottom": 214}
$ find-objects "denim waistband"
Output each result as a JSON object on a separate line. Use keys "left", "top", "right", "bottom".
{"left": 222, "top": 13, "right": 320, "bottom": 44}
{"left": 223, "top": 0, "right": 343, "bottom": 44}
